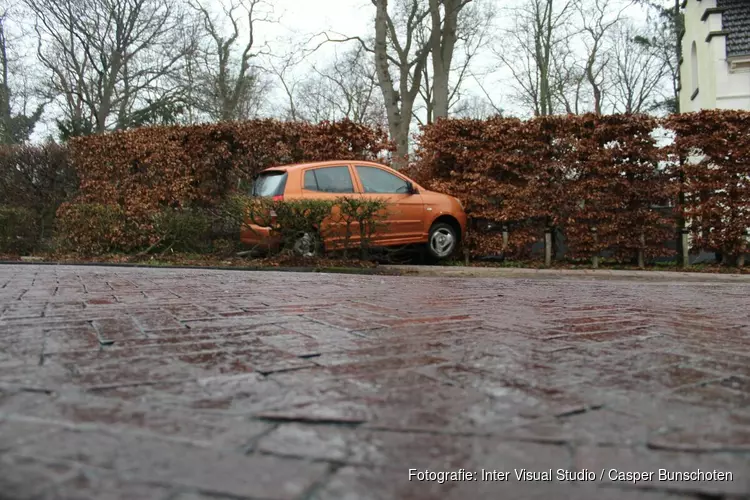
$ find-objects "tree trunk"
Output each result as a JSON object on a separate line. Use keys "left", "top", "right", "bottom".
{"left": 431, "top": 62, "right": 449, "bottom": 119}
{"left": 429, "top": 0, "right": 462, "bottom": 120}
{"left": 372, "top": 0, "right": 429, "bottom": 168}
{"left": 0, "top": 18, "right": 11, "bottom": 143}
{"left": 673, "top": 0, "right": 681, "bottom": 113}
{"left": 391, "top": 125, "right": 409, "bottom": 169}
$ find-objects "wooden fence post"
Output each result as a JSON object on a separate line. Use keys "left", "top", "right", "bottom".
{"left": 738, "top": 230, "right": 748, "bottom": 267}
{"left": 637, "top": 231, "right": 645, "bottom": 269}
{"left": 591, "top": 227, "right": 599, "bottom": 269}
{"left": 544, "top": 227, "right": 552, "bottom": 267}
{"left": 680, "top": 228, "right": 689, "bottom": 268}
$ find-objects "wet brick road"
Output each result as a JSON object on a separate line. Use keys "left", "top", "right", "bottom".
{"left": 1, "top": 264, "right": 749, "bottom": 500}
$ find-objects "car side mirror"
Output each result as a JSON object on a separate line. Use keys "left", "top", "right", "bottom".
{"left": 406, "top": 181, "right": 418, "bottom": 194}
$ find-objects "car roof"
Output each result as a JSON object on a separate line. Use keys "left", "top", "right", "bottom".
{"left": 263, "top": 160, "right": 387, "bottom": 172}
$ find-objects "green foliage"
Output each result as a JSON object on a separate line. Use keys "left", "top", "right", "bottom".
{"left": 56, "top": 117, "right": 95, "bottom": 142}
{"left": 150, "top": 208, "right": 213, "bottom": 253}
{"left": 335, "top": 196, "right": 388, "bottom": 258}
{"left": 0, "top": 206, "right": 39, "bottom": 254}
{"left": 258, "top": 198, "right": 336, "bottom": 256}
{"left": 220, "top": 193, "right": 254, "bottom": 231}
{"left": 54, "top": 203, "right": 132, "bottom": 255}
{"left": 227, "top": 194, "right": 387, "bottom": 258}
{"left": 0, "top": 104, "right": 46, "bottom": 145}
{"left": 0, "top": 143, "right": 78, "bottom": 245}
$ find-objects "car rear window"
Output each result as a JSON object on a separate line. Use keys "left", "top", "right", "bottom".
{"left": 251, "top": 171, "right": 287, "bottom": 197}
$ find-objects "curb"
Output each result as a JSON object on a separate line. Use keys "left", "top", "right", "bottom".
{"left": 381, "top": 265, "right": 750, "bottom": 282}
{"left": 4, "top": 260, "right": 748, "bottom": 282}
{"left": 0, "top": 260, "right": 404, "bottom": 276}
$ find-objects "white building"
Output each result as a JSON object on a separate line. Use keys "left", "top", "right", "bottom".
{"left": 679, "top": 0, "right": 750, "bottom": 111}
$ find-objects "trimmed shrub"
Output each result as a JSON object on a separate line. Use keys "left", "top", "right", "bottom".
{"left": 413, "top": 113, "right": 679, "bottom": 261}
{"left": 54, "top": 203, "right": 133, "bottom": 255}
{"left": 664, "top": 110, "right": 750, "bottom": 262}
{"left": 227, "top": 195, "right": 388, "bottom": 258}
{"left": 249, "top": 198, "right": 336, "bottom": 256}
{"left": 335, "top": 196, "right": 389, "bottom": 258}
{"left": 64, "top": 119, "right": 392, "bottom": 250}
{"left": 0, "top": 206, "right": 39, "bottom": 254}
{"left": 0, "top": 143, "right": 77, "bottom": 244}
{"left": 149, "top": 208, "right": 213, "bottom": 254}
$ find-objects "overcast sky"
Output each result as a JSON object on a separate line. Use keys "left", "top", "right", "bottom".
{"left": 260, "top": 0, "right": 651, "bottom": 118}
{"left": 16, "top": 0, "right": 658, "bottom": 141}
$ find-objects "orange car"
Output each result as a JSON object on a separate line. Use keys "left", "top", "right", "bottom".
{"left": 241, "top": 160, "right": 467, "bottom": 260}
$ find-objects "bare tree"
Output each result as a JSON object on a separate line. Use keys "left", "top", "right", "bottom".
{"left": 268, "top": 50, "right": 305, "bottom": 121}
{"left": 0, "top": 6, "right": 45, "bottom": 143}
{"left": 470, "top": 72, "right": 506, "bottom": 116}
{"left": 494, "top": 0, "right": 577, "bottom": 117}
{"left": 26, "top": 0, "right": 193, "bottom": 138}
{"left": 608, "top": 21, "right": 669, "bottom": 114}
{"left": 549, "top": 45, "right": 587, "bottom": 114}
{"left": 186, "top": 0, "right": 272, "bottom": 122}
{"left": 417, "top": 0, "right": 493, "bottom": 124}
{"left": 295, "top": 45, "right": 386, "bottom": 127}
{"left": 451, "top": 93, "right": 503, "bottom": 118}
{"left": 428, "top": 0, "right": 483, "bottom": 120}
{"left": 321, "top": 0, "right": 432, "bottom": 163}
{"left": 310, "top": 0, "right": 497, "bottom": 162}
{"left": 632, "top": 0, "right": 682, "bottom": 113}
{"left": 576, "top": 0, "right": 626, "bottom": 114}
{"left": 371, "top": 0, "right": 431, "bottom": 165}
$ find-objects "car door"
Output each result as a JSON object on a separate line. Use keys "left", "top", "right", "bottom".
{"left": 352, "top": 165, "right": 425, "bottom": 244}
{"left": 299, "top": 165, "right": 358, "bottom": 248}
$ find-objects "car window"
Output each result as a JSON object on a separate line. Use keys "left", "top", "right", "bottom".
{"left": 303, "top": 166, "right": 354, "bottom": 193}
{"left": 356, "top": 166, "right": 410, "bottom": 194}
{"left": 252, "top": 171, "right": 287, "bottom": 197}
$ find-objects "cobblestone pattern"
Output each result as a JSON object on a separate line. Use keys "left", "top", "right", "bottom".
{"left": 1, "top": 264, "right": 749, "bottom": 500}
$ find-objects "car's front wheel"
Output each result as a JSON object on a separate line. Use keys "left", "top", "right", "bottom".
{"left": 426, "top": 222, "right": 457, "bottom": 260}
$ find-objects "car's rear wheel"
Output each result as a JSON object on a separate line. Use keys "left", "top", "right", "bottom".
{"left": 426, "top": 222, "right": 457, "bottom": 260}
{"left": 292, "top": 231, "right": 322, "bottom": 257}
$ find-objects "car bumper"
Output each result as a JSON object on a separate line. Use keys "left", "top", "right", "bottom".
{"left": 240, "top": 223, "right": 280, "bottom": 251}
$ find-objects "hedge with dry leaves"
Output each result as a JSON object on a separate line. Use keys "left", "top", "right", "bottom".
{"left": 63, "top": 119, "right": 392, "bottom": 250}
{"left": 664, "top": 110, "right": 750, "bottom": 260}
{"left": 411, "top": 111, "right": 750, "bottom": 261}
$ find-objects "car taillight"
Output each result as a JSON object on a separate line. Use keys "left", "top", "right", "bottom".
{"left": 272, "top": 194, "right": 284, "bottom": 201}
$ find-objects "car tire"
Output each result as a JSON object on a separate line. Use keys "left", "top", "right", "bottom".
{"left": 426, "top": 222, "right": 458, "bottom": 260}
{"left": 292, "top": 231, "right": 322, "bottom": 257}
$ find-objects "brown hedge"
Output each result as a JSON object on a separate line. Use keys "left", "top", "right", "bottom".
{"left": 47, "top": 111, "right": 750, "bottom": 261}
{"left": 65, "top": 119, "right": 392, "bottom": 250}
{"left": 664, "top": 110, "right": 750, "bottom": 259}
{"left": 413, "top": 111, "right": 749, "bottom": 261}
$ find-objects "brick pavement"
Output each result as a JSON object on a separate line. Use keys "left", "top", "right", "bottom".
{"left": 0, "top": 264, "right": 749, "bottom": 500}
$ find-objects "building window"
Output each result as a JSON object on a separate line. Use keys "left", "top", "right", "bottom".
{"left": 729, "top": 58, "right": 750, "bottom": 73}
{"left": 690, "top": 41, "right": 699, "bottom": 100}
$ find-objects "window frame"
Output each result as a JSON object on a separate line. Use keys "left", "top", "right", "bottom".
{"left": 302, "top": 165, "right": 356, "bottom": 194}
{"left": 690, "top": 40, "right": 699, "bottom": 100}
{"left": 354, "top": 165, "right": 412, "bottom": 195}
